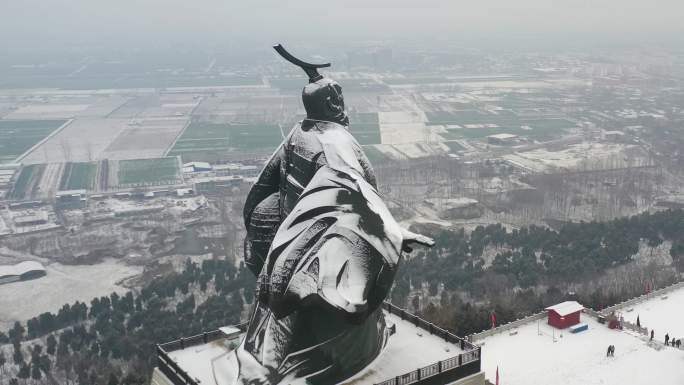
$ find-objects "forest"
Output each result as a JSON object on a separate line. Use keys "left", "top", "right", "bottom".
{"left": 0, "top": 259, "right": 252, "bottom": 385}
{"left": 395, "top": 209, "right": 684, "bottom": 335}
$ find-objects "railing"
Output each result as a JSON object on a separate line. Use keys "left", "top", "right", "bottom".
{"left": 156, "top": 322, "right": 249, "bottom": 385}
{"left": 382, "top": 302, "right": 479, "bottom": 351}
{"left": 374, "top": 302, "right": 482, "bottom": 385}
{"left": 374, "top": 348, "right": 481, "bottom": 385}
{"left": 469, "top": 311, "right": 547, "bottom": 342}
{"left": 156, "top": 345, "right": 200, "bottom": 385}
{"left": 157, "top": 305, "right": 481, "bottom": 385}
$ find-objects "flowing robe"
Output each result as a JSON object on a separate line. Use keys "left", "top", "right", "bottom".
{"left": 227, "top": 120, "right": 404, "bottom": 384}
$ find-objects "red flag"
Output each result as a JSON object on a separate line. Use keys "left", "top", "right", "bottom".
{"left": 496, "top": 366, "right": 500, "bottom": 385}
{"left": 491, "top": 312, "right": 497, "bottom": 329}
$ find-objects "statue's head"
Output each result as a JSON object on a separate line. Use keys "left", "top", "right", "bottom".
{"left": 302, "top": 78, "right": 349, "bottom": 126}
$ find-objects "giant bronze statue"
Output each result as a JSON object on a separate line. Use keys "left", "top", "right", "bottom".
{"left": 216, "top": 45, "right": 433, "bottom": 385}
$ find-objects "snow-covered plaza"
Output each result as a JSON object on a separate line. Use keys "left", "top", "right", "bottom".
{"left": 620, "top": 285, "right": 684, "bottom": 343}
{"left": 478, "top": 308, "right": 684, "bottom": 385}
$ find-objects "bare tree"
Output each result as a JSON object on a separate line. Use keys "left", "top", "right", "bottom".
{"left": 59, "top": 139, "right": 71, "bottom": 162}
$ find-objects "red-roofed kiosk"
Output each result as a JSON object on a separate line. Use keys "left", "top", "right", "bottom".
{"left": 545, "top": 301, "right": 584, "bottom": 329}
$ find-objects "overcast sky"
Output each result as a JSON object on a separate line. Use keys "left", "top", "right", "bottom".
{"left": 2, "top": 0, "right": 683, "bottom": 51}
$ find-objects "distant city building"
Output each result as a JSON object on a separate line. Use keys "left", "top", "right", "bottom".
{"left": 56, "top": 189, "right": 87, "bottom": 209}
{"left": 193, "top": 175, "right": 244, "bottom": 196}
{"left": 0, "top": 261, "right": 46, "bottom": 285}
{"left": 0, "top": 169, "right": 16, "bottom": 188}
{"left": 604, "top": 130, "right": 627, "bottom": 142}
{"left": 176, "top": 188, "right": 194, "bottom": 197}
{"left": 13, "top": 210, "right": 49, "bottom": 227}
{"left": 212, "top": 163, "right": 259, "bottom": 177}
{"left": 487, "top": 133, "right": 518, "bottom": 145}
{"left": 8, "top": 201, "right": 43, "bottom": 210}
{"left": 113, "top": 205, "right": 165, "bottom": 217}
{"left": 183, "top": 161, "right": 212, "bottom": 173}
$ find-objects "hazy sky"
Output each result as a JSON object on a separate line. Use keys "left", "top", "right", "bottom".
{"left": 2, "top": 0, "right": 683, "bottom": 51}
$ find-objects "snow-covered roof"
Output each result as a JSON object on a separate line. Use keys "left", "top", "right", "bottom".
{"left": 487, "top": 133, "right": 518, "bottom": 140}
{"left": 56, "top": 189, "right": 87, "bottom": 196}
{"left": 0, "top": 261, "right": 46, "bottom": 278}
{"left": 545, "top": 301, "right": 584, "bottom": 316}
{"left": 183, "top": 161, "right": 212, "bottom": 170}
{"left": 12, "top": 211, "right": 49, "bottom": 225}
{"left": 218, "top": 326, "right": 241, "bottom": 337}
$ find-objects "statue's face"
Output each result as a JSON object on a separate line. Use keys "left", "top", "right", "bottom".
{"left": 328, "top": 82, "right": 349, "bottom": 126}
{"left": 303, "top": 79, "right": 348, "bottom": 126}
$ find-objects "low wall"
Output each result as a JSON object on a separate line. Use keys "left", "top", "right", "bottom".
{"left": 601, "top": 281, "right": 684, "bottom": 315}
{"left": 469, "top": 311, "right": 546, "bottom": 342}
{"left": 622, "top": 320, "right": 648, "bottom": 336}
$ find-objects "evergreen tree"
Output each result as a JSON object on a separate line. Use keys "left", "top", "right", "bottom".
{"left": 17, "top": 364, "right": 29, "bottom": 381}
{"left": 0, "top": 350, "right": 6, "bottom": 373}
{"left": 12, "top": 344, "right": 23, "bottom": 365}
{"left": 30, "top": 362, "right": 42, "bottom": 381}
{"left": 46, "top": 334, "right": 57, "bottom": 355}
{"left": 8, "top": 322, "right": 24, "bottom": 344}
{"left": 108, "top": 372, "right": 119, "bottom": 385}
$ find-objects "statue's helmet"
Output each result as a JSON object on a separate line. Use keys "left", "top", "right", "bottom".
{"left": 302, "top": 78, "right": 349, "bottom": 126}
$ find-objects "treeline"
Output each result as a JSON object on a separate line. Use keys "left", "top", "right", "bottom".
{"left": 0, "top": 259, "right": 253, "bottom": 385}
{"left": 396, "top": 209, "right": 684, "bottom": 335}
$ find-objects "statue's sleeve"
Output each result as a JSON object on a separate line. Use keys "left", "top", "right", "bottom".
{"left": 355, "top": 145, "right": 378, "bottom": 189}
{"left": 243, "top": 144, "right": 284, "bottom": 226}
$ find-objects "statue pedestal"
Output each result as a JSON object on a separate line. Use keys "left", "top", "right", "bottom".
{"left": 153, "top": 303, "right": 484, "bottom": 385}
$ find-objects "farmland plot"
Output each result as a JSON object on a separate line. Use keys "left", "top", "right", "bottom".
{"left": 0, "top": 120, "right": 68, "bottom": 163}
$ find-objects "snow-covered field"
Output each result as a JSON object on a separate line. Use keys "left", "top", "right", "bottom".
{"left": 4, "top": 96, "right": 128, "bottom": 120}
{"left": 101, "top": 117, "right": 188, "bottom": 159}
{"left": 379, "top": 110, "right": 429, "bottom": 145}
{"left": 479, "top": 315, "right": 684, "bottom": 385}
{"left": 621, "top": 286, "right": 684, "bottom": 342}
{"left": 0, "top": 259, "right": 142, "bottom": 329}
{"left": 20, "top": 118, "right": 130, "bottom": 164}
{"left": 6, "top": 104, "right": 89, "bottom": 118}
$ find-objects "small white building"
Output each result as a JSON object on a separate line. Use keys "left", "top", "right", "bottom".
{"left": 487, "top": 133, "right": 518, "bottom": 145}
{"left": 183, "top": 162, "right": 212, "bottom": 173}
{"left": 13, "top": 211, "right": 49, "bottom": 226}
{"left": 0, "top": 261, "right": 46, "bottom": 285}
{"left": 604, "top": 130, "right": 626, "bottom": 142}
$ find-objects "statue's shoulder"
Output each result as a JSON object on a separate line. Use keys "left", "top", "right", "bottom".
{"left": 300, "top": 119, "right": 346, "bottom": 132}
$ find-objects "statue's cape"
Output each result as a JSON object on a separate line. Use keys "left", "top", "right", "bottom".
{"left": 261, "top": 126, "right": 403, "bottom": 318}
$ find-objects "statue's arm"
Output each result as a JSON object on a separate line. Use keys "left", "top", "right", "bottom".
{"left": 243, "top": 144, "right": 284, "bottom": 225}
{"left": 354, "top": 145, "right": 378, "bottom": 189}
